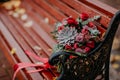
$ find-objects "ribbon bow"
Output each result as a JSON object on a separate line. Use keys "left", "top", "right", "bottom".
{"left": 12, "top": 50, "right": 53, "bottom": 80}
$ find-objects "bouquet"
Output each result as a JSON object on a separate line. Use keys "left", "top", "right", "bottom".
{"left": 52, "top": 13, "right": 101, "bottom": 56}
{"left": 12, "top": 13, "right": 102, "bottom": 80}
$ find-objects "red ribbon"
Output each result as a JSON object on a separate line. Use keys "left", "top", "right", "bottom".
{"left": 12, "top": 50, "right": 53, "bottom": 80}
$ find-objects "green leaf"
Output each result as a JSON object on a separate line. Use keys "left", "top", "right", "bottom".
{"left": 52, "top": 44, "right": 64, "bottom": 53}
{"left": 78, "top": 43, "right": 83, "bottom": 47}
{"left": 64, "top": 50, "right": 87, "bottom": 57}
{"left": 81, "top": 15, "right": 101, "bottom": 26}
{"left": 93, "top": 15, "right": 101, "bottom": 20}
{"left": 51, "top": 30, "right": 58, "bottom": 34}
{"left": 57, "top": 62, "right": 62, "bottom": 72}
{"left": 76, "top": 17, "right": 82, "bottom": 23}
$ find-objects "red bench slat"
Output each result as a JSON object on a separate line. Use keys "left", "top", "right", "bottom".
{"left": 1, "top": 9, "right": 56, "bottom": 80}
{"left": 61, "top": 0, "right": 111, "bottom": 28}
{"left": 0, "top": 17, "right": 43, "bottom": 80}
{"left": 46, "top": 0, "right": 79, "bottom": 18}
{"left": 34, "top": 0, "right": 66, "bottom": 21}
{"left": 24, "top": 0, "right": 57, "bottom": 25}
{"left": 0, "top": 31, "right": 27, "bottom": 80}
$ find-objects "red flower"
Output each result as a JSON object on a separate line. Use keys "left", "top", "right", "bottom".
{"left": 86, "top": 41, "right": 95, "bottom": 48}
{"left": 75, "top": 48, "right": 84, "bottom": 53}
{"left": 84, "top": 34, "right": 91, "bottom": 41}
{"left": 67, "top": 17, "right": 77, "bottom": 25}
{"left": 13, "top": 64, "right": 19, "bottom": 71}
{"left": 81, "top": 28, "right": 89, "bottom": 35}
{"left": 69, "top": 55, "right": 76, "bottom": 59}
{"left": 84, "top": 47, "right": 91, "bottom": 53}
{"left": 58, "top": 26, "right": 64, "bottom": 31}
{"left": 80, "top": 13, "right": 89, "bottom": 21}
{"left": 88, "top": 22, "right": 94, "bottom": 28}
{"left": 74, "top": 43, "right": 79, "bottom": 49}
{"left": 75, "top": 33, "right": 84, "bottom": 42}
{"left": 65, "top": 44, "right": 72, "bottom": 50}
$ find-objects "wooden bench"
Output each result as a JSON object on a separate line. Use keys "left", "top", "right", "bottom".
{"left": 0, "top": 0, "right": 118, "bottom": 80}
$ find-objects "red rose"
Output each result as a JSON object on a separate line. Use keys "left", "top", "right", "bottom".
{"left": 81, "top": 28, "right": 89, "bottom": 34}
{"left": 80, "top": 13, "right": 89, "bottom": 21}
{"left": 58, "top": 26, "right": 64, "bottom": 31}
{"left": 65, "top": 44, "right": 72, "bottom": 50}
{"left": 13, "top": 64, "right": 19, "bottom": 71}
{"left": 74, "top": 43, "right": 79, "bottom": 49}
{"left": 75, "top": 33, "right": 84, "bottom": 42}
{"left": 67, "top": 17, "right": 77, "bottom": 25}
{"left": 86, "top": 41, "right": 95, "bottom": 48}
{"left": 84, "top": 47, "right": 91, "bottom": 53}
{"left": 88, "top": 22, "right": 94, "bottom": 28}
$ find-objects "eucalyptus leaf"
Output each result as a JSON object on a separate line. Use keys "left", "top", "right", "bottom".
{"left": 82, "top": 15, "right": 101, "bottom": 26}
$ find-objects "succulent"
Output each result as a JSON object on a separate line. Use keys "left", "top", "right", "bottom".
{"left": 56, "top": 27, "right": 77, "bottom": 46}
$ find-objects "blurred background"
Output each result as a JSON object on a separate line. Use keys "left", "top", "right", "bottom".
{"left": 100, "top": 0, "right": 120, "bottom": 79}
